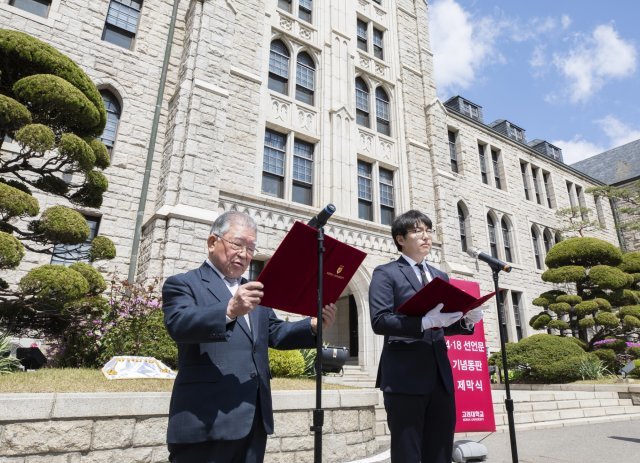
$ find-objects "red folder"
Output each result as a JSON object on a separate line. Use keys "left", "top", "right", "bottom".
{"left": 257, "top": 221, "right": 367, "bottom": 317}
{"left": 396, "top": 276, "right": 495, "bottom": 316}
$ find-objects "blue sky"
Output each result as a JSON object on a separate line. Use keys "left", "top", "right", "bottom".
{"left": 428, "top": 0, "right": 640, "bottom": 164}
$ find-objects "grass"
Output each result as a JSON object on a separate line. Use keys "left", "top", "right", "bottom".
{"left": 0, "top": 368, "right": 351, "bottom": 393}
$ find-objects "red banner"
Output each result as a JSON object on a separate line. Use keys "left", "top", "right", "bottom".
{"left": 447, "top": 279, "right": 496, "bottom": 433}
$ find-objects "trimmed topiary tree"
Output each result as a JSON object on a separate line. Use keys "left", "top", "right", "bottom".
{"left": 0, "top": 30, "right": 115, "bottom": 339}
{"left": 530, "top": 236, "right": 640, "bottom": 350}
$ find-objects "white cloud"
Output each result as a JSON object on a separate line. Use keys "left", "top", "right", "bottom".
{"left": 429, "top": 0, "right": 502, "bottom": 95}
{"left": 553, "top": 116, "right": 640, "bottom": 164}
{"left": 597, "top": 115, "right": 640, "bottom": 146}
{"left": 560, "top": 15, "right": 572, "bottom": 30}
{"left": 553, "top": 24, "right": 637, "bottom": 103}
{"left": 551, "top": 136, "right": 604, "bottom": 164}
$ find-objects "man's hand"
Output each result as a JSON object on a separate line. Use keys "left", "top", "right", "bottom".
{"left": 311, "top": 303, "right": 338, "bottom": 334}
{"left": 421, "top": 303, "right": 463, "bottom": 330}
{"left": 464, "top": 306, "right": 485, "bottom": 324}
{"left": 227, "top": 281, "right": 264, "bottom": 319}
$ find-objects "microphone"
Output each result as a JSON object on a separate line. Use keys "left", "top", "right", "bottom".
{"left": 467, "top": 248, "right": 512, "bottom": 273}
{"left": 308, "top": 204, "right": 336, "bottom": 229}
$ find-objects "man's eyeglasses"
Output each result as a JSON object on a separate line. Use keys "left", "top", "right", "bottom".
{"left": 216, "top": 235, "right": 258, "bottom": 255}
{"left": 408, "top": 228, "right": 433, "bottom": 237}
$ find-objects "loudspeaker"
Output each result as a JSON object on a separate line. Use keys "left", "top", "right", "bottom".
{"left": 452, "top": 440, "right": 488, "bottom": 462}
{"left": 16, "top": 347, "right": 47, "bottom": 370}
{"left": 620, "top": 360, "right": 636, "bottom": 378}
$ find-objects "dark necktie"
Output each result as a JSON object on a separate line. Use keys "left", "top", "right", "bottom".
{"left": 416, "top": 263, "right": 429, "bottom": 287}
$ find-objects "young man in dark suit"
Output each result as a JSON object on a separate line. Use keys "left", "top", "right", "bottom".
{"left": 162, "top": 210, "right": 336, "bottom": 463}
{"left": 369, "top": 210, "right": 484, "bottom": 463}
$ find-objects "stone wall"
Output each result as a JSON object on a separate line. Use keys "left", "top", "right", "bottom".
{"left": 0, "top": 389, "right": 378, "bottom": 463}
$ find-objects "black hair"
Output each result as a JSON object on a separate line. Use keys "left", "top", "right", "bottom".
{"left": 391, "top": 210, "right": 432, "bottom": 252}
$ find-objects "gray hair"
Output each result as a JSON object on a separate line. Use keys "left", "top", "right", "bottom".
{"left": 210, "top": 210, "right": 257, "bottom": 236}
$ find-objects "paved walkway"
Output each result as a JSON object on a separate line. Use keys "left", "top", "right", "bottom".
{"left": 345, "top": 418, "right": 640, "bottom": 463}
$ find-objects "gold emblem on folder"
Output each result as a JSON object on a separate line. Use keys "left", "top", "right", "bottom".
{"left": 336, "top": 265, "right": 344, "bottom": 274}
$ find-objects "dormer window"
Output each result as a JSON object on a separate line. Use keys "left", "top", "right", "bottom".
{"left": 461, "top": 100, "right": 480, "bottom": 120}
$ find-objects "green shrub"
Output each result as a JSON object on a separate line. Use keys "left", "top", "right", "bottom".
{"left": 594, "top": 338, "right": 627, "bottom": 353}
{"left": 0, "top": 181, "right": 39, "bottom": 218}
{"left": 68, "top": 262, "right": 106, "bottom": 295}
{"left": 548, "top": 302, "right": 571, "bottom": 315}
{"left": 619, "top": 252, "right": 640, "bottom": 273}
{"left": 556, "top": 294, "right": 582, "bottom": 305}
{"left": 593, "top": 348, "right": 617, "bottom": 372}
{"left": 542, "top": 266, "right": 585, "bottom": 284}
{"left": 530, "top": 313, "right": 551, "bottom": 330}
{"left": 567, "top": 337, "right": 587, "bottom": 351}
{"left": 269, "top": 348, "right": 305, "bottom": 377}
{"left": 0, "top": 94, "right": 31, "bottom": 133}
{"left": 595, "top": 311, "right": 620, "bottom": 328}
{"left": 34, "top": 205, "right": 89, "bottom": 244}
{"left": 547, "top": 319, "right": 570, "bottom": 331}
{"left": 19, "top": 264, "right": 89, "bottom": 304}
{"left": 494, "top": 334, "right": 586, "bottom": 383}
{"left": 88, "top": 138, "right": 110, "bottom": 169}
{"left": 58, "top": 133, "right": 95, "bottom": 171}
{"left": 622, "top": 315, "right": 640, "bottom": 329}
{"left": 588, "top": 265, "right": 632, "bottom": 289}
{"left": 70, "top": 170, "right": 108, "bottom": 208}
{"left": 545, "top": 237, "right": 623, "bottom": 268}
{"left": 89, "top": 236, "right": 116, "bottom": 261}
{"left": 0, "top": 231, "right": 25, "bottom": 269}
{"left": 100, "top": 310, "right": 177, "bottom": 369}
{"left": 627, "top": 347, "right": 640, "bottom": 359}
{"left": 534, "top": 356, "right": 584, "bottom": 383}
{"left": 14, "top": 123, "right": 55, "bottom": 152}
{"left": 0, "top": 29, "right": 106, "bottom": 134}
{"left": 630, "top": 360, "right": 640, "bottom": 379}
{"left": 578, "top": 317, "right": 595, "bottom": 329}
{"left": 574, "top": 300, "right": 599, "bottom": 316}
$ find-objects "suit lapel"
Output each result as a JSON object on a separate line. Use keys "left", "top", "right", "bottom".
{"left": 199, "top": 264, "right": 253, "bottom": 342}
{"left": 397, "top": 257, "right": 422, "bottom": 293}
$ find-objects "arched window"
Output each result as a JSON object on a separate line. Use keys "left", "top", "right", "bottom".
{"left": 487, "top": 214, "right": 498, "bottom": 258}
{"left": 375, "top": 87, "right": 390, "bottom": 136}
{"left": 532, "top": 227, "right": 542, "bottom": 270}
{"left": 99, "top": 90, "right": 121, "bottom": 155}
{"left": 355, "top": 77, "right": 370, "bottom": 128}
{"left": 501, "top": 218, "right": 513, "bottom": 262}
{"left": 543, "top": 229, "right": 554, "bottom": 253}
{"left": 555, "top": 231, "right": 563, "bottom": 244}
{"left": 457, "top": 202, "right": 468, "bottom": 252}
{"left": 269, "top": 40, "right": 290, "bottom": 95}
{"left": 295, "top": 52, "right": 315, "bottom": 105}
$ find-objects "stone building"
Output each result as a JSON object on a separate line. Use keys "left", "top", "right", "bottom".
{"left": 0, "top": 0, "right": 621, "bottom": 374}
{"left": 571, "top": 139, "right": 640, "bottom": 252}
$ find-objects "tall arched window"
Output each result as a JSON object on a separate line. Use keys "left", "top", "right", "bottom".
{"left": 99, "top": 90, "right": 121, "bottom": 155}
{"left": 269, "top": 40, "right": 290, "bottom": 95}
{"left": 375, "top": 87, "right": 390, "bottom": 136}
{"left": 458, "top": 202, "right": 468, "bottom": 252}
{"left": 487, "top": 214, "right": 498, "bottom": 258}
{"left": 543, "top": 229, "right": 554, "bottom": 253}
{"left": 532, "top": 227, "right": 542, "bottom": 270}
{"left": 295, "top": 52, "right": 315, "bottom": 105}
{"left": 555, "top": 231, "right": 563, "bottom": 244}
{"left": 355, "top": 77, "right": 370, "bottom": 128}
{"left": 501, "top": 218, "right": 513, "bottom": 262}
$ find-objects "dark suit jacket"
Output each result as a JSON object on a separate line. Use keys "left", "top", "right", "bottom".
{"left": 162, "top": 262, "right": 316, "bottom": 444}
{"left": 369, "top": 257, "right": 473, "bottom": 396}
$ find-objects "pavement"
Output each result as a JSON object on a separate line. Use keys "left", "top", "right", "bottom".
{"left": 346, "top": 418, "right": 640, "bottom": 463}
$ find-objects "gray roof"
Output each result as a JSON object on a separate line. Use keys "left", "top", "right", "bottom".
{"left": 570, "top": 139, "right": 640, "bottom": 185}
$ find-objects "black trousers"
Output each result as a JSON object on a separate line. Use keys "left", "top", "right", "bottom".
{"left": 383, "top": 376, "right": 456, "bottom": 463}
{"left": 168, "top": 405, "right": 267, "bottom": 463}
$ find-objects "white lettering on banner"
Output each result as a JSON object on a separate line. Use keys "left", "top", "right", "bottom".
{"left": 456, "top": 379, "right": 484, "bottom": 392}
{"left": 461, "top": 410, "right": 486, "bottom": 422}
{"left": 446, "top": 339, "right": 486, "bottom": 353}
{"left": 452, "top": 359, "right": 484, "bottom": 372}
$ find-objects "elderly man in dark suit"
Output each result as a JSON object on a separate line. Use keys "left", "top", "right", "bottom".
{"left": 369, "top": 209, "right": 484, "bottom": 463}
{"left": 163, "top": 210, "right": 336, "bottom": 463}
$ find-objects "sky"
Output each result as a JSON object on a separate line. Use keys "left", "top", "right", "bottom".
{"left": 428, "top": 0, "right": 640, "bottom": 165}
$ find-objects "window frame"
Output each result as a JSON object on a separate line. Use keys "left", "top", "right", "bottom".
{"left": 101, "top": 0, "right": 143, "bottom": 50}
{"left": 51, "top": 215, "right": 101, "bottom": 265}
{"left": 8, "top": 0, "right": 51, "bottom": 17}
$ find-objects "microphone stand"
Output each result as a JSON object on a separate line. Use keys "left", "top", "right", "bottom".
{"left": 311, "top": 224, "right": 325, "bottom": 463}
{"left": 490, "top": 264, "right": 519, "bottom": 463}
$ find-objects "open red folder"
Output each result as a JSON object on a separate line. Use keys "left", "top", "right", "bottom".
{"left": 396, "top": 276, "right": 496, "bottom": 316}
{"left": 257, "top": 221, "right": 367, "bottom": 317}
